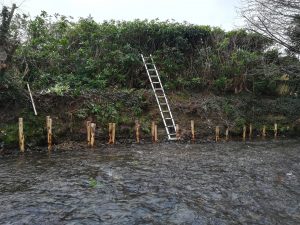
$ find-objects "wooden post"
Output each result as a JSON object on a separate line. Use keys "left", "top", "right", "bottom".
{"left": 108, "top": 123, "right": 116, "bottom": 144}
{"left": 112, "top": 123, "right": 116, "bottom": 144}
{"left": 27, "top": 82, "right": 38, "bottom": 116}
{"left": 154, "top": 124, "right": 158, "bottom": 143}
{"left": 135, "top": 120, "right": 140, "bottom": 143}
{"left": 191, "top": 120, "right": 195, "bottom": 142}
{"left": 215, "top": 126, "right": 220, "bottom": 142}
{"left": 176, "top": 124, "right": 180, "bottom": 140}
{"left": 262, "top": 125, "right": 266, "bottom": 139}
{"left": 86, "top": 121, "right": 91, "bottom": 146}
{"left": 47, "top": 118, "right": 52, "bottom": 150}
{"left": 243, "top": 125, "right": 246, "bottom": 141}
{"left": 18, "top": 118, "right": 25, "bottom": 152}
{"left": 274, "top": 123, "right": 278, "bottom": 138}
{"left": 90, "top": 123, "right": 96, "bottom": 147}
{"left": 225, "top": 128, "right": 229, "bottom": 141}
{"left": 151, "top": 121, "right": 155, "bottom": 143}
{"left": 249, "top": 124, "right": 253, "bottom": 140}
{"left": 46, "top": 116, "right": 50, "bottom": 127}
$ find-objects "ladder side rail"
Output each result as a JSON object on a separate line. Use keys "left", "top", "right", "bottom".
{"left": 148, "top": 55, "right": 173, "bottom": 136}
{"left": 150, "top": 72, "right": 176, "bottom": 139}
{"left": 150, "top": 55, "right": 176, "bottom": 136}
{"left": 150, "top": 55, "right": 177, "bottom": 132}
{"left": 141, "top": 54, "right": 170, "bottom": 136}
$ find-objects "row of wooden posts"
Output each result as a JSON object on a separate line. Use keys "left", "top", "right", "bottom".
{"left": 18, "top": 117, "right": 280, "bottom": 152}
{"left": 215, "top": 124, "right": 278, "bottom": 142}
{"left": 86, "top": 120, "right": 158, "bottom": 147}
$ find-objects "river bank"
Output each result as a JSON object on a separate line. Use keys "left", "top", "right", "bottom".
{"left": 1, "top": 90, "right": 299, "bottom": 150}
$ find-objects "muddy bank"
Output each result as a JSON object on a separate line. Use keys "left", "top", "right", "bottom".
{"left": 0, "top": 140, "right": 299, "bottom": 224}
{"left": 1, "top": 91, "right": 299, "bottom": 150}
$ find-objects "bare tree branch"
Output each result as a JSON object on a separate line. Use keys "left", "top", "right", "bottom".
{"left": 240, "top": 0, "right": 300, "bottom": 54}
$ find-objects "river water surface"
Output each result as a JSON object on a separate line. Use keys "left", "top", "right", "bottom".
{"left": 0, "top": 140, "right": 299, "bottom": 225}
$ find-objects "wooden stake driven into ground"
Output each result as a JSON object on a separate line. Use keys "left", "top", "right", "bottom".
{"left": 243, "top": 125, "right": 246, "bottom": 141}
{"left": 46, "top": 116, "right": 52, "bottom": 150}
{"left": 112, "top": 123, "right": 116, "bottom": 144}
{"left": 108, "top": 123, "right": 116, "bottom": 144}
{"left": 262, "top": 125, "right": 266, "bottom": 138}
{"left": 274, "top": 123, "right": 278, "bottom": 138}
{"left": 176, "top": 124, "right": 180, "bottom": 140}
{"left": 19, "top": 118, "right": 24, "bottom": 152}
{"left": 46, "top": 116, "right": 50, "bottom": 127}
{"left": 86, "top": 121, "right": 91, "bottom": 146}
{"left": 154, "top": 124, "right": 158, "bottom": 143}
{"left": 225, "top": 128, "right": 229, "bottom": 141}
{"left": 135, "top": 120, "right": 140, "bottom": 143}
{"left": 249, "top": 124, "right": 253, "bottom": 140}
{"left": 151, "top": 121, "right": 155, "bottom": 143}
{"left": 215, "top": 126, "right": 220, "bottom": 142}
{"left": 191, "top": 120, "right": 195, "bottom": 142}
{"left": 90, "top": 123, "right": 96, "bottom": 147}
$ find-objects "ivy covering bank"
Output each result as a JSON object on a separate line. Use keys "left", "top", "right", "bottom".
{"left": 1, "top": 11, "right": 299, "bottom": 98}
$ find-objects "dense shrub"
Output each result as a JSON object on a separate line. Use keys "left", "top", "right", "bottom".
{"left": 5, "top": 13, "right": 299, "bottom": 96}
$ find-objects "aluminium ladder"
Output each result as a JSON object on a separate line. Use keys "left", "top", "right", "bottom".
{"left": 141, "top": 54, "right": 177, "bottom": 140}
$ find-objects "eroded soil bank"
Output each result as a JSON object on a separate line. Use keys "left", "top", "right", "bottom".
{"left": 1, "top": 91, "right": 300, "bottom": 149}
{"left": 0, "top": 140, "right": 299, "bottom": 224}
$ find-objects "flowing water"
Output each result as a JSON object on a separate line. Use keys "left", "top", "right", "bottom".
{"left": 0, "top": 140, "right": 299, "bottom": 225}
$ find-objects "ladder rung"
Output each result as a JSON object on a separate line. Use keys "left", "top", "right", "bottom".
{"left": 165, "top": 118, "right": 173, "bottom": 120}
{"left": 169, "top": 133, "right": 176, "bottom": 136}
{"left": 167, "top": 125, "right": 174, "bottom": 127}
{"left": 153, "top": 82, "right": 160, "bottom": 84}
{"left": 148, "top": 69, "right": 156, "bottom": 71}
{"left": 162, "top": 111, "right": 170, "bottom": 113}
{"left": 150, "top": 75, "right": 157, "bottom": 78}
{"left": 155, "top": 88, "right": 163, "bottom": 90}
{"left": 160, "top": 103, "right": 167, "bottom": 105}
{"left": 157, "top": 96, "right": 165, "bottom": 98}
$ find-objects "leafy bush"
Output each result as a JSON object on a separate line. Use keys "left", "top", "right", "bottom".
{"left": 5, "top": 12, "right": 298, "bottom": 96}
{"left": 213, "top": 76, "right": 228, "bottom": 92}
{"left": 47, "top": 83, "right": 70, "bottom": 96}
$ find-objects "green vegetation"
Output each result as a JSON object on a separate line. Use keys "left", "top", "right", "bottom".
{"left": 89, "top": 178, "right": 103, "bottom": 188}
{"left": 0, "top": 12, "right": 298, "bottom": 97}
{"left": 0, "top": 8, "right": 299, "bottom": 148}
{"left": 0, "top": 112, "right": 45, "bottom": 145}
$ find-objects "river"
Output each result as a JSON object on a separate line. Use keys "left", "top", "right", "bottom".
{"left": 0, "top": 140, "right": 299, "bottom": 224}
